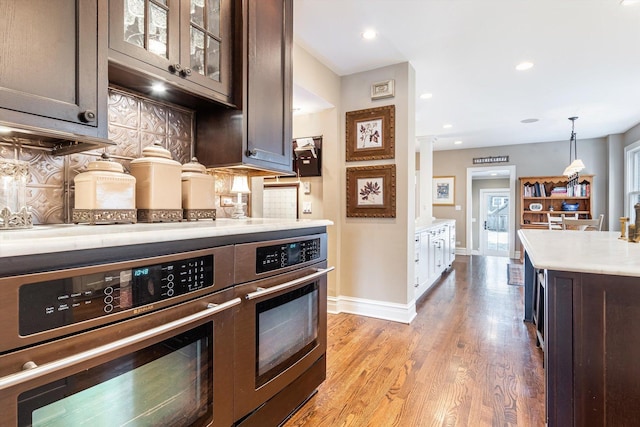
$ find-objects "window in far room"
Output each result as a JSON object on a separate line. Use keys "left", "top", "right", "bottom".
{"left": 624, "top": 140, "right": 640, "bottom": 219}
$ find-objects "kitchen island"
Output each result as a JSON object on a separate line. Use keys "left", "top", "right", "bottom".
{"left": 0, "top": 218, "right": 332, "bottom": 426}
{"left": 0, "top": 218, "right": 332, "bottom": 274}
{"left": 518, "top": 229, "right": 640, "bottom": 427}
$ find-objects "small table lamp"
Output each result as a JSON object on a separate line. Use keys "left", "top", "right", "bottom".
{"left": 230, "top": 175, "right": 250, "bottom": 219}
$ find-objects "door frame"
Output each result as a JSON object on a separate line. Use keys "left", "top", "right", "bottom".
{"left": 465, "top": 165, "right": 517, "bottom": 258}
{"left": 479, "top": 188, "right": 510, "bottom": 257}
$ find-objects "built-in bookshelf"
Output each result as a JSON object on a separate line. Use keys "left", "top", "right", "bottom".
{"left": 519, "top": 175, "right": 594, "bottom": 229}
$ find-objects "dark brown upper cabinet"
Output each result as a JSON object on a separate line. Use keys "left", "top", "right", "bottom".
{"left": 196, "top": 0, "right": 293, "bottom": 175}
{"left": 0, "top": 0, "right": 108, "bottom": 139}
{"left": 108, "top": 0, "right": 233, "bottom": 106}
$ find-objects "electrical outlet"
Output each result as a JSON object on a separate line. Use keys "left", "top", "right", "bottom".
{"left": 303, "top": 201, "right": 312, "bottom": 213}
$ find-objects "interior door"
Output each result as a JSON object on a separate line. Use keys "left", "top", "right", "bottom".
{"left": 479, "top": 189, "right": 510, "bottom": 257}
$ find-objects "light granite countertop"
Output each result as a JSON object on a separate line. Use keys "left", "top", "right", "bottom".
{"left": 0, "top": 218, "right": 333, "bottom": 258}
{"left": 518, "top": 229, "right": 640, "bottom": 276}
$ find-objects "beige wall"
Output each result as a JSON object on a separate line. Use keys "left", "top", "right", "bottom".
{"left": 340, "top": 62, "right": 416, "bottom": 306}
{"left": 434, "top": 137, "right": 609, "bottom": 250}
{"left": 277, "top": 44, "right": 420, "bottom": 313}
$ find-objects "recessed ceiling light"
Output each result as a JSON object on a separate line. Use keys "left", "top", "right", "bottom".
{"left": 521, "top": 118, "right": 539, "bottom": 123}
{"left": 454, "top": 140, "right": 462, "bottom": 145}
{"left": 443, "top": 124, "right": 453, "bottom": 129}
{"left": 620, "top": 0, "right": 640, "bottom": 5}
{"left": 151, "top": 83, "right": 167, "bottom": 92}
{"left": 515, "top": 61, "right": 534, "bottom": 71}
{"left": 362, "top": 29, "right": 377, "bottom": 40}
{"left": 420, "top": 93, "right": 433, "bottom": 99}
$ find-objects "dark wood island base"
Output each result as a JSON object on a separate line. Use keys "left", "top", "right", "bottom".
{"left": 520, "top": 229, "right": 640, "bottom": 426}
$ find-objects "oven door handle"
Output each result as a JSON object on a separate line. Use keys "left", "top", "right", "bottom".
{"left": 245, "top": 266, "right": 335, "bottom": 300}
{"left": 0, "top": 297, "right": 242, "bottom": 391}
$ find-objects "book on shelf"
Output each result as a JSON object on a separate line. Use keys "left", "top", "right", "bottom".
{"left": 567, "top": 183, "right": 590, "bottom": 197}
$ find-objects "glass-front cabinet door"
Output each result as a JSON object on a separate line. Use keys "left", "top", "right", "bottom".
{"left": 110, "top": 0, "right": 181, "bottom": 71}
{"left": 109, "top": 0, "right": 232, "bottom": 104}
{"left": 179, "top": 0, "right": 231, "bottom": 99}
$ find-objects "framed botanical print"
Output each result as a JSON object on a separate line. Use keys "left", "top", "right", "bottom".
{"left": 346, "top": 164, "right": 396, "bottom": 218}
{"left": 345, "top": 105, "right": 395, "bottom": 161}
{"left": 433, "top": 176, "right": 455, "bottom": 206}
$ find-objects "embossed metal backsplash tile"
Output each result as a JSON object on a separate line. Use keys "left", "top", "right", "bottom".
{"left": 108, "top": 87, "right": 194, "bottom": 164}
{"left": 1, "top": 88, "right": 196, "bottom": 224}
{"left": 0, "top": 144, "right": 65, "bottom": 225}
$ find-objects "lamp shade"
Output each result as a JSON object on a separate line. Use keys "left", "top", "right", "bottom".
{"left": 569, "top": 158, "right": 585, "bottom": 172}
{"left": 231, "top": 175, "right": 251, "bottom": 194}
{"left": 563, "top": 159, "right": 586, "bottom": 176}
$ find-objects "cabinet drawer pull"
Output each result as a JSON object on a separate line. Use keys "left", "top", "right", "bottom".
{"left": 169, "top": 63, "right": 182, "bottom": 73}
{"left": 180, "top": 68, "right": 192, "bottom": 77}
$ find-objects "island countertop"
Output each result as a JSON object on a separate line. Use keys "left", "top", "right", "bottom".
{"left": 0, "top": 218, "right": 333, "bottom": 258}
{"left": 518, "top": 228, "right": 640, "bottom": 276}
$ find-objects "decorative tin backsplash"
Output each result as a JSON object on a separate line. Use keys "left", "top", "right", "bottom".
{"left": 0, "top": 87, "right": 245, "bottom": 224}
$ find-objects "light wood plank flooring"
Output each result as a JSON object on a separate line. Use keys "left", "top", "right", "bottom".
{"left": 284, "top": 255, "right": 545, "bottom": 427}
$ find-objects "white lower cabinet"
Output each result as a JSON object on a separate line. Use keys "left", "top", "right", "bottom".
{"left": 415, "top": 220, "right": 456, "bottom": 299}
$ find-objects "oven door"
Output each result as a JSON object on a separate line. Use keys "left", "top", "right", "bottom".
{"left": 0, "top": 289, "right": 239, "bottom": 427}
{"left": 234, "top": 261, "right": 331, "bottom": 421}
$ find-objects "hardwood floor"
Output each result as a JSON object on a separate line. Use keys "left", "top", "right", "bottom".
{"left": 284, "top": 255, "right": 545, "bottom": 427}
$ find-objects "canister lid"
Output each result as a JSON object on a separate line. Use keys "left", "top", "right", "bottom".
{"left": 182, "top": 157, "right": 207, "bottom": 174}
{"left": 140, "top": 142, "right": 173, "bottom": 159}
{"left": 86, "top": 153, "right": 124, "bottom": 173}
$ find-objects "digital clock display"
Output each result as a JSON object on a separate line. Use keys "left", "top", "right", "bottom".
{"left": 133, "top": 267, "right": 149, "bottom": 277}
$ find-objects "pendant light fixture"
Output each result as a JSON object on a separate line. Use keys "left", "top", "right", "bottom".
{"left": 562, "top": 116, "right": 585, "bottom": 178}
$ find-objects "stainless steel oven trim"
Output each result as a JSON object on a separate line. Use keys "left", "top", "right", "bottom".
{"left": 245, "top": 266, "right": 334, "bottom": 300}
{"left": 234, "top": 233, "right": 328, "bottom": 284}
{"left": 1, "top": 288, "right": 237, "bottom": 427}
{"left": 0, "top": 245, "right": 235, "bottom": 353}
{"left": 0, "top": 297, "right": 240, "bottom": 392}
{"left": 234, "top": 260, "right": 328, "bottom": 421}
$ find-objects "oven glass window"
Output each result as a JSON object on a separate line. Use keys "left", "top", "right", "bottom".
{"left": 18, "top": 324, "right": 213, "bottom": 427}
{"left": 256, "top": 282, "right": 319, "bottom": 387}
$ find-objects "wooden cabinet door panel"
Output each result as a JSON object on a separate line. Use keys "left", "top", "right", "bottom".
{"left": 0, "top": 0, "right": 101, "bottom": 130}
{"left": 244, "top": 0, "right": 292, "bottom": 170}
{"left": 573, "top": 274, "right": 640, "bottom": 426}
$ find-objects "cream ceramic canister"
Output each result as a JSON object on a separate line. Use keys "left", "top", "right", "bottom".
{"left": 74, "top": 153, "right": 136, "bottom": 211}
{"left": 181, "top": 157, "right": 216, "bottom": 210}
{"left": 129, "top": 142, "right": 182, "bottom": 211}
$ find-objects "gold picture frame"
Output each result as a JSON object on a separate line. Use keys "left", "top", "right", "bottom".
{"left": 346, "top": 105, "right": 395, "bottom": 161}
{"left": 433, "top": 176, "right": 455, "bottom": 206}
{"left": 346, "top": 164, "right": 396, "bottom": 218}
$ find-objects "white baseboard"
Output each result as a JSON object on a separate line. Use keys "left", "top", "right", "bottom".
{"left": 327, "top": 295, "right": 416, "bottom": 324}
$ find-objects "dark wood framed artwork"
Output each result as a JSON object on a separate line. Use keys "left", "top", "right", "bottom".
{"left": 346, "top": 164, "right": 396, "bottom": 218}
{"left": 345, "top": 105, "right": 395, "bottom": 161}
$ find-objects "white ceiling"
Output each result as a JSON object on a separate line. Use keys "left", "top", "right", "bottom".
{"left": 293, "top": 0, "right": 640, "bottom": 151}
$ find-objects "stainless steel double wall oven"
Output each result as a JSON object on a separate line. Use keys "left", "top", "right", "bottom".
{"left": 0, "top": 227, "right": 330, "bottom": 427}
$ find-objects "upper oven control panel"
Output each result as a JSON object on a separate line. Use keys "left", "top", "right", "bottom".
{"left": 256, "top": 238, "right": 321, "bottom": 274}
{"left": 234, "top": 233, "right": 327, "bottom": 284}
{"left": 18, "top": 254, "right": 214, "bottom": 337}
